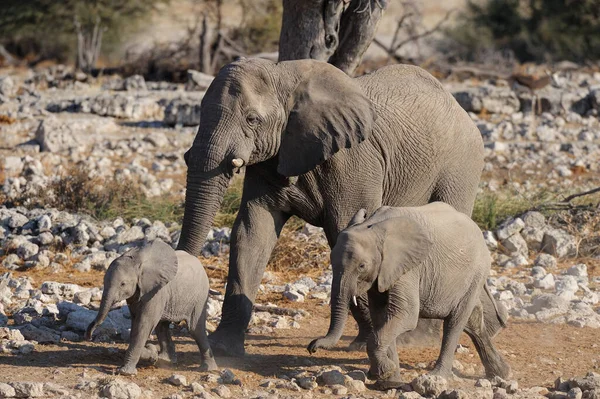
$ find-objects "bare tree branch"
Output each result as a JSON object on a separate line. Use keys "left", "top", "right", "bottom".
{"left": 563, "top": 187, "right": 600, "bottom": 203}
{"left": 530, "top": 187, "right": 600, "bottom": 212}
{"left": 373, "top": 5, "right": 455, "bottom": 64}
{"left": 391, "top": 9, "right": 456, "bottom": 52}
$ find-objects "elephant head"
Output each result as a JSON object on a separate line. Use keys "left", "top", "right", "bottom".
{"left": 278, "top": 0, "right": 388, "bottom": 75}
{"left": 177, "top": 58, "right": 376, "bottom": 255}
{"left": 308, "top": 209, "right": 431, "bottom": 352}
{"left": 85, "top": 240, "right": 178, "bottom": 340}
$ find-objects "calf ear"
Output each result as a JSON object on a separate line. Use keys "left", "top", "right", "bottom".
{"left": 347, "top": 208, "right": 367, "bottom": 228}
{"left": 375, "top": 217, "right": 431, "bottom": 293}
{"left": 138, "top": 240, "right": 178, "bottom": 299}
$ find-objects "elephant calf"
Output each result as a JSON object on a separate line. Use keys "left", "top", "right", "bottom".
{"left": 86, "top": 240, "right": 217, "bottom": 375}
{"left": 308, "top": 203, "right": 511, "bottom": 388}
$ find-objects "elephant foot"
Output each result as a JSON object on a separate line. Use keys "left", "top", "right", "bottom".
{"left": 367, "top": 357, "right": 398, "bottom": 381}
{"left": 208, "top": 329, "right": 245, "bottom": 357}
{"left": 156, "top": 351, "right": 177, "bottom": 365}
{"left": 484, "top": 359, "right": 512, "bottom": 380}
{"left": 428, "top": 365, "right": 453, "bottom": 378}
{"left": 373, "top": 379, "right": 403, "bottom": 391}
{"left": 347, "top": 336, "right": 367, "bottom": 352}
{"left": 140, "top": 344, "right": 159, "bottom": 364}
{"left": 117, "top": 365, "right": 138, "bottom": 376}
{"left": 200, "top": 359, "right": 218, "bottom": 372}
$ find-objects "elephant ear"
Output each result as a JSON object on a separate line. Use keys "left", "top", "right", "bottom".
{"left": 347, "top": 208, "right": 367, "bottom": 228}
{"left": 138, "top": 240, "right": 178, "bottom": 299}
{"left": 277, "top": 65, "right": 376, "bottom": 177}
{"left": 376, "top": 217, "right": 432, "bottom": 293}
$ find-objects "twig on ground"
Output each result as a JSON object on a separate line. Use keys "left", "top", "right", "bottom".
{"left": 253, "top": 304, "right": 309, "bottom": 317}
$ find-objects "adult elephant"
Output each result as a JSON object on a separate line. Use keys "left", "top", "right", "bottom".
{"left": 177, "top": 57, "right": 484, "bottom": 357}
{"left": 278, "top": 0, "right": 388, "bottom": 75}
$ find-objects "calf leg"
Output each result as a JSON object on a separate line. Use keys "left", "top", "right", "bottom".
{"left": 367, "top": 288, "right": 419, "bottom": 387}
{"left": 464, "top": 302, "right": 511, "bottom": 379}
{"left": 120, "top": 305, "right": 162, "bottom": 376}
{"left": 431, "top": 296, "right": 478, "bottom": 377}
{"left": 156, "top": 321, "right": 177, "bottom": 364}
{"left": 190, "top": 309, "right": 218, "bottom": 371}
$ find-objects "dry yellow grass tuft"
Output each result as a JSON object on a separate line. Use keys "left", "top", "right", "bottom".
{"left": 0, "top": 114, "right": 16, "bottom": 124}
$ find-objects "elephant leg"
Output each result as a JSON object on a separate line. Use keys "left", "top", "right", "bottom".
{"left": 430, "top": 303, "right": 475, "bottom": 377}
{"left": 120, "top": 305, "right": 161, "bottom": 376}
{"left": 367, "top": 289, "right": 418, "bottom": 387}
{"left": 464, "top": 302, "right": 511, "bottom": 379}
{"left": 156, "top": 321, "right": 177, "bottom": 364}
{"left": 191, "top": 308, "right": 218, "bottom": 371}
{"left": 347, "top": 292, "right": 373, "bottom": 351}
{"left": 210, "top": 203, "right": 289, "bottom": 357}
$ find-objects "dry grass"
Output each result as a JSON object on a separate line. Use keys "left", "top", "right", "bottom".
{"left": 44, "top": 165, "right": 185, "bottom": 223}
{"left": 268, "top": 225, "right": 330, "bottom": 274}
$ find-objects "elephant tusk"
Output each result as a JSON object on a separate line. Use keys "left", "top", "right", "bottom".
{"left": 352, "top": 296, "right": 358, "bottom": 307}
{"left": 231, "top": 158, "right": 244, "bottom": 168}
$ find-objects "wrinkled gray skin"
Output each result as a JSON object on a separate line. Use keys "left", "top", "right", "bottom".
{"left": 308, "top": 203, "right": 511, "bottom": 389}
{"left": 86, "top": 240, "right": 217, "bottom": 375}
{"left": 279, "top": 0, "right": 388, "bottom": 75}
{"left": 177, "top": 57, "right": 484, "bottom": 357}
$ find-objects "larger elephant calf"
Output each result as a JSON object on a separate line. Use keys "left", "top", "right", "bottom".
{"left": 178, "top": 57, "right": 484, "bottom": 356}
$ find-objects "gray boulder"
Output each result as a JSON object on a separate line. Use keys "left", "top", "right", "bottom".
{"left": 123, "top": 75, "right": 147, "bottom": 91}
{"left": 9, "top": 382, "right": 45, "bottom": 398}
{"left": 101, "top": 379, "right": 142, "bottom": 399}
{"left": 501, "top": 233, "right": 528, "bottom": 256}
{"left": 66, "top": 306, "right": 130, "bottom": 339}
{"left": 541, "top": 229, "right": 577, "bottom": 257}
{"left": 163, "top": 98, "right": 202, "bottom": 126}
{"left": 0, "top": 76, "right": 16, "bottom": 96}
{"left": 453, "top": 86, "right": 520, "bottom": 115}
{"left": 412, "top": 374, "right": 448, "bottom": 397}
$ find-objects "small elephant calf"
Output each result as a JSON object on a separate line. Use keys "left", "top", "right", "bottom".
{"left": 308, "top": 202, "right": 511, "bottom": 388}
{"left": 86, "top": 239, "right": 217, "bottom": 375}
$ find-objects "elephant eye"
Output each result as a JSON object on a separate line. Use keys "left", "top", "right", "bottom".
{"left": 120, "top": 282, "right": 126, "bottom": 287}
{"left": 358, "top": 264, "right": 366, "bottom": 271}
{"left": 246, "top": 113, "right": 261, "bottom": 127}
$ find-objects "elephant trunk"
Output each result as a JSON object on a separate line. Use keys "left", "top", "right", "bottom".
{"left": 308, "top": 276, "right": 352, "bottom": 352}
{"left": 177, "top": 173, "right": 230, "bottom": 255}
{"left": 85, "top": 289, "right": 115, "bottom": 340}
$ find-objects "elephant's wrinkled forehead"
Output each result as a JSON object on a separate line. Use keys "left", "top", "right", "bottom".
{"left": 335, "top": 230, "right": 369, "bottom": 258}
{"left": 210, "top": 59, "right": 275, "bottom": 99}
{"left": 203, "top": 59, "right": 274, "bottom": 111}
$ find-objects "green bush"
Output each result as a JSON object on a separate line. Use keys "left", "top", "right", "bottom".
{"left": 449, "top": 0, "right": 600, "bottom": 63}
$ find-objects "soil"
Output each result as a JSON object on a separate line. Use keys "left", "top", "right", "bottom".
{"left": 1, "top": 268, "right": 599, "bottom": 397}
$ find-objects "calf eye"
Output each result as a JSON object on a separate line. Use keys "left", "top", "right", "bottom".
{"left": 358, "top": 264, "right": 366, "bottom": 271}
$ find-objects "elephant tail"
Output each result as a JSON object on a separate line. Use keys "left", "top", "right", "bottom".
{"left": 484, "top": 283, "right": 507, "bottom": 328}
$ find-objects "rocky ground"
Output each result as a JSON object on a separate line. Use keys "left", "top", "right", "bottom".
{"left": 0, "top": 63, "right": 599, "bottom": 398}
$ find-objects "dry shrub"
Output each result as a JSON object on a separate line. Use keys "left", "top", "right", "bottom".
{"left": 268, "top": 224, "right": 330, "bottom": 274}
{"left": 547, "top": 207, "right": 600, "bottom": 259}
{"left": 42, "top": 165, "right": 183, "bottom": 222}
